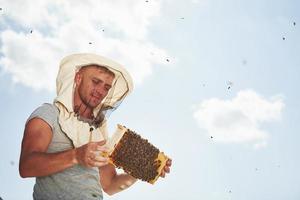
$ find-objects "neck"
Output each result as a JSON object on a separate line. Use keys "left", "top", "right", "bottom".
{"left": 74, "top": 103, "right": 94, "bottom": 119}
{"left": 74, "top": 91, "right": 94, "bottom": 120}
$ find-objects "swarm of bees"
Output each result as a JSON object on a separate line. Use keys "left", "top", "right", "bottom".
{"left": 107, "top": 125, "right": 168, "bottom": 184}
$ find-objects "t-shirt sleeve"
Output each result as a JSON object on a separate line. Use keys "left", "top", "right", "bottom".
{"left": 26, "top": 103, "right": 58, "bottom": 130}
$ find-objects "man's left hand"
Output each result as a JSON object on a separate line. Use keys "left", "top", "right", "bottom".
{"left": 160, "top": 158, "right": 172, "bottom": 178}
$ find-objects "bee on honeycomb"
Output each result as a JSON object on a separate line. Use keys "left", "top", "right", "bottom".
{"left": 106, "top": 125, "right": 169, "bottom": 184}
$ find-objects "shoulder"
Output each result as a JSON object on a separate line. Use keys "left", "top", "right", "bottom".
{"left": 35, "top": 103, "right": 58, "bottom": 114}
{"left": 26, "top": 103, "right": 59, "bottom": 130}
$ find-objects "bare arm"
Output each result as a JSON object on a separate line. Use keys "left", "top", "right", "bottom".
{"left": 99, "top": 164, "right": 137, "bottom": 195}
{"left": 19, "top": 118, "right": 108, "bottom": 178}
{"left": 99, "top": 158, "right": 172, "bottom": 195}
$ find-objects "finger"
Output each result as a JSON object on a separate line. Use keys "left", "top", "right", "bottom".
{"left": 92, "top": 160, "right": 109, "bottom": 167}
{"left": 86, "top": 157, "right": 96, "bottom": 168}
{"left": 96, "top": 146, "right": 110, "bottom": 152}
{"left": 160, "top": 170, "right": 165, "bottom": 178}
{"left": 166, "top": 159, "right": 172, "bottom": 166}
{"left": 89, "top": 140, "right": 106, "bottom": 150}
{"left": 93, "top": 155, "right": 109, "bottom": 162}
{"left": 90, "top": 151, "right": 107, "bottom": 161}
{"left": 89, "top": 153, "right": 96, "bottom": 160}
{"left": 86, "top": 156, "right": 108, "bottom": 167}
{"left": 164, "top": 166, "right": 170, "bottom": 173}
{"left": 96, "top": 140, "right": 106, "bottom": 146}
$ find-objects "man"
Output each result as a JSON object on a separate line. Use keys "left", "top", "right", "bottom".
{"left": 19, "top": 53, "right": 171, "bottom": 200}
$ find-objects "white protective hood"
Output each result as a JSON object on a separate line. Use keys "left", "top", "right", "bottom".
{"left": 54, "top": 53, "right": 133, "bottom": 148}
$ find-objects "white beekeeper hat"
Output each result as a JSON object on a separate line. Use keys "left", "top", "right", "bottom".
{"left": 54, "top": 53, "right": 133, "bottom": 147}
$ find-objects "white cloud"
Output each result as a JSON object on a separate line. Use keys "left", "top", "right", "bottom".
{"left": 0, "top": 30, "right": 60, "bottom": 91}
{"left": 193, "top": 89, "right": 285, "bottom": 148}
{"left": 0, "top": 0, "right": 172, "bottom": 91}
{"left": 190, "top": 0, "right": 209, "bottom": 7}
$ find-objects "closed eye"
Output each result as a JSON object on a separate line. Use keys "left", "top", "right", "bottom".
{"left": 92, "top": 78, "right": 111, "bottom": 91}
{"left": 104, "top": 85, "right": 111, "bottom": 91}
{"left": 92, "top": 79, "right": 102, "bottom": 85}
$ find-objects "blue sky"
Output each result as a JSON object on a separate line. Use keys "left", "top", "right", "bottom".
{"left": 0, "top": 0, "right": 300, "bottom": 199}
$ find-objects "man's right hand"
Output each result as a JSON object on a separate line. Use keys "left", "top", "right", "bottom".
{"left": 75, "top": 140, "right": 109, "bottom": 168}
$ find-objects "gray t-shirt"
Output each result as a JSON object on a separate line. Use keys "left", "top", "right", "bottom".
{"left": 27, "top": 103, "right": 103, "bottom": 200}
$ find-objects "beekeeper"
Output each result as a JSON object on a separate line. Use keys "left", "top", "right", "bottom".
{"left": 19, "top": 53, "right": 172, "bottom": 200}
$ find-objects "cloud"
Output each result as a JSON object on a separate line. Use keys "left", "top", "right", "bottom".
{"left": 193, "top": 89, "right": 285, "bottom": 148}
{"left": 0, "top": 0, "right": 172, "bottom": 91}
{"left": 0, "top": 30, "right": 61, "bottom": 91}
{"left": 190, "top": 0, "right": 209, "bottom": 7}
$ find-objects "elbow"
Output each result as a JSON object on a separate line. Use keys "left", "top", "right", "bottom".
{"left": 20, "top": 173, "right": 29, "bottom": 178}
{"left": 102, "top": 186, "right": 115, "bottom": 196}
{"left": 19, "top": 169, "right": 34, "bottom": 178}
{"left": 103, "top": 189, "right": 112, "bottom": 196}
{"left": 103, "top": 182, "right": 132, "bottom": 196}
{"left": 104, "top": 190, "right": 114, "bottom": 196}
{"left": 19, "top": 163, "right": 31, "bottom": 178}
{"left": 19, "top": 167, "right": 28, "bottom": 178}
{"left": 19, "top": 156, "right": 30, "bottom": 178}
{"left": 19, "top": 169, "right": 28, "bottom": 178}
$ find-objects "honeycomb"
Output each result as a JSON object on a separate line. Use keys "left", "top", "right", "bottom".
{"left": 107, "top": 124, "right": 168, "bottom": 184}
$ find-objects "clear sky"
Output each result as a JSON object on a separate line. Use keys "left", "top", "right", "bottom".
{"left": 0, "top": 0, "right": 299, "bottom": 199}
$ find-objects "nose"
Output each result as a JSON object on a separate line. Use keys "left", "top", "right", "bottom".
{"left": 94, "top": 85, "right": 107, "bottom": 98}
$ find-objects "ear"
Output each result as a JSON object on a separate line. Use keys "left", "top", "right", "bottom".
{"left": 75, "top": 72, "right": 82, "bottom": 85}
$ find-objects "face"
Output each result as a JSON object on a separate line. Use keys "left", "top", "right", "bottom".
{"left": 74, "top": 66, "right": 115, "bottom": 110}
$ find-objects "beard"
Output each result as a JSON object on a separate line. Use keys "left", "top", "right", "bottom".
{"left": 77, "top": 83, "right": 106, "bottom": 112}
{"left": 81, "top": 92, "right": 104, "bottom": 109}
